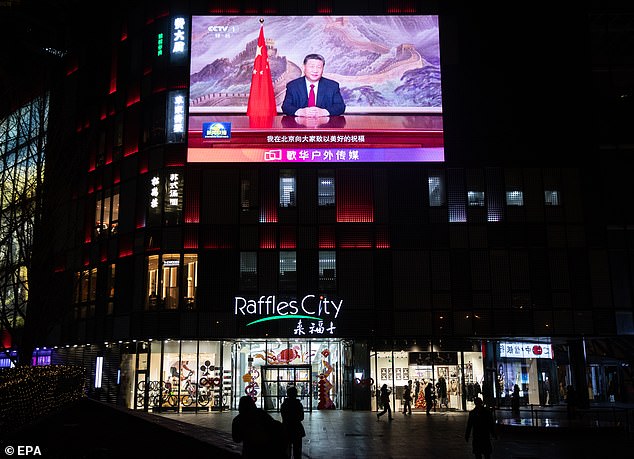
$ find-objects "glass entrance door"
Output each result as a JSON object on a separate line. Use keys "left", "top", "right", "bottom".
{"left": 262, "top": 365, "right": 312, "bottom": 412}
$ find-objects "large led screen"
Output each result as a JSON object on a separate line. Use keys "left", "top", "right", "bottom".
{"left": 188, "top": 15, "right": 444, "bottom": 163}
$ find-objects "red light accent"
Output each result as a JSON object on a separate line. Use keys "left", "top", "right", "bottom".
{"left": 124, "top": 146, "right": 138, "bottom": 157}
{"left": 54, "top": 265, "right": 65, "bottom": 273}
{"left": 1, "top": 329, "right": 12, "bottom": 348}
{"left": 375, "top": 226, "right": 390, "bottom": 249}
{"left": 318, "top": 226, "right": 336, "bottom": 249}
{"left": 260, "top": 226, "right": 277, "bottom": 249}
{"left": 109, "top": 50, "right": 118, "bottom": 94}
{"left": 114, "top": 167, "right": 121, "bottom": 184}
{"left": 336, "top": 170, "right": 374, "bottom": 222}
{"left": 184, "top": 172, "right": 200, "bottom": 224}
{"left": 280, "top": 227, "right": 296, "bottom": 249}
{"left": 339, "top": 225, "right": 373, "bottom": 248}
{"left": 118, "top": 235, "right": 133, "bottom": 258}
{"left": 138, "top": 157, "right": 148, "bottom": 174}
{"left": 184, "top": 228, "right": 198, "bottom": 249}
{"left": 100, "top": 246, "right": 108, "bottom": 263}
{"left": 126, "top": 95, "right": 140, "bottom": 107}
{"left": 66, "top": 62, "right": 79, "bottom": 76}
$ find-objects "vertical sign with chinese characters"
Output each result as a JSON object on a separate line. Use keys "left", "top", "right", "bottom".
{"left": 167, "top": 90, "right": 186, "bottom": 143}
{"left": 150, "top": 175, "right": 161, "bottom": 212}
{"left": 164, "top": 170, "right": 183, "bottom": 225}
{"left": 170, "top": 16, "right": 188, "bottom": 63}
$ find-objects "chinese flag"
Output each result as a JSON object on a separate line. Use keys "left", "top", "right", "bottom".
{"left": 246, "top": 25, "right": 277, "bottom": 117}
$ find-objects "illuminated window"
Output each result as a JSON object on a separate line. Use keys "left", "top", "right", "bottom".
{"left": 107, "top": 263, "right": 115, "bottom": 315}
{"left": 183, "top": 254, "right": 198, "bottom": 309}
{"left": 73, "top": 268, "right": 97, "bottom": 319}
{"left": 467, "top": 191, "right": 485, "bottom": 207}
{"left": 318, "top": 170, "right": 335, "bottom": 206}
{"left": 162, "top": 254, "right": 180, "bottom": 310}
{"left": 279, "top": 170, "right": 296, "bottom": 207}
{"left": 544, "top": 190, "right": 560, "bottom": 206}
{"left": 146, "top": 255, "right": 159, "bottom": 310}
{"left": 428, "top": 172, "right": 445, "bottom": 207}
{"left": 240, "top": 252, "right": 257, "bottom": 290}
{"left": 319, "top": 251, "right": 336, "bottom": 291}
{"left": 94, "top": 187, "right": 120, "bottom": 237}
{"left": 506, "top": 190, "right": 524, "bottom": 206}
{"left": 279, "top": 251, "right": 297, "bottom": 291}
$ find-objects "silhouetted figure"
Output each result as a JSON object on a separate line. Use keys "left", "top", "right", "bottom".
{"left": 465, "top": 397, "right": 496, "bottom": 459}
{"left": 424, "top": 380, "right": 434, "bottom": 415}
{"left": 402, "top": 384, "right": 412, "bottom": 415}
{"left": 232, "top": 395, "right": 286, "bottom": 458}
{"left": 281, "top": 386, "right": 305, "bottom": 459}
{"left": 566, "top": 385, "right": 577, "bottom": 419}
{"left": 511, "top": 384, "right": 520, "bottom": 416}
{"left": 377, "top": 384, "right": 393, "bottom": 420}
{"left": 436, "top": 376, "right": 448, "bottom": 409}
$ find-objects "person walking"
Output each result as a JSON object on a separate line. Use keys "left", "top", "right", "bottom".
{"left": 465, "top": 397, "right": 496, "bottom": 459}
{"left": 232, "top": 395, "right": 286, "bottom": 458}
{"left": 281, "top": 386, "right": 306, "bottom": 459}
{"left": 402, "top": 384, "right": 412, "bottom": 415}
{"left": 377, "top": 384, "right": 393, "bottom": 421}
{"left": 424, "top": 380, "right": 434, "bottom": 415}
{"left": 511, "top": 384, "right": 520, "bottom": 417}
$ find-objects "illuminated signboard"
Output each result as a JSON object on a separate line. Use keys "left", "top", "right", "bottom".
{"left": 170, "top": 16, "right": 188, "bottom": 62}
{"left": 167, "top": 90, "right": 187, "bottom": 143}
{"left": 188, "top": 15, "right": 444, "bottom": 163}
{"left": 499, "top": 342, "right": 553, "bottom": 359}
{"left": 234, "top": 294, "right": 342, "bottom": 336}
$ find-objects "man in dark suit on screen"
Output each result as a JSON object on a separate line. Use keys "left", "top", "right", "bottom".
{"left": 281, "top": 54, "right": 346, "bottom": 117}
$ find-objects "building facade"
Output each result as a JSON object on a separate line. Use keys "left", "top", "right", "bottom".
{"left": 2, "top": 1, "right": 634, "bottom": 414}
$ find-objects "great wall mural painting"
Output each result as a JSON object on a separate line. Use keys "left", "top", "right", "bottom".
{"left": 189, "top": 16, "right": 442, "bottom": 114}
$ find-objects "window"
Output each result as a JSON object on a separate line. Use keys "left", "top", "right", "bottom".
{"left": 544, "top": 190, "right": 560, "bottom": 206}
{"left": 279, "top": 251, "right": 297, "bottom": 290}
{"left": 73, "top": 268, "right": 97, "bottom": 319}
{"left": 428, "top": 172, "right": 445, "bottom": 206}
{"left": 107, "top": 263, "right": 115, "bottom": 315}
{"left": 506, "top": 190, "right": 524, "bottom": 206}
{"left": 162, "top": 254, "right": 180, "bottom": 310}
{"left": 318, "top": 171, "right": 335, "bottom": 206}
{"left": 279, "top": 169, "right": 296, "bottom": 207}
{"left": 146, "top": 255, "right": 159, "bottom": 310}
{"left": 241, "top": 179, "right": 252, "bottom": 211}
{"left": 467, "top": 191, "right": 485, "bottom": 207}
{"left": 94, "top": 187, "right": 120, "bottom": 237}
{"left": 319, "top": 251, "right": 336, "bottom": 290}
{"left": 240, "top": 252, "right": 257, "bottom": 290}
{"left": 183, "top": 254, "right": 198, "bottom": 309}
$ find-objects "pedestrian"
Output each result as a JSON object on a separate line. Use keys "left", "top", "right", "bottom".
{"left": 232, "top": 395, "right": 286, "bottom": 458}
{"left": 424, "top": 380, "right": 434, "bottom": 415}
{"left": 402, "top": 384, "right": 412, "bottom": 415}
{"left": 511, "top": 384, "right": 520, "bottom": 416}
{"left": 281, "top": 386, "right": 306, "bottom": 459}
{"left": 465, "top": 397, "right": 496, "bottom": 459}
{"left": 566, "top": 385, "right": 576, "bottom": 419}
{"left": 377, "top": 384, "right": 393, "bottom": 421}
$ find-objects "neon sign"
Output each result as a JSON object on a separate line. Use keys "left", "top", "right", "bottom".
{"left": 234, "top": 294, "right": 342, "bottom": 335}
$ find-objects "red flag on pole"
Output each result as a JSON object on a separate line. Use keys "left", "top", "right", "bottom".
{"left": 246, "top": 24, "right": 277, "bottom": 117}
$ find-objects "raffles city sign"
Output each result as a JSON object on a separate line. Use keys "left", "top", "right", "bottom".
{"left": 234, "top": 294, "right": 342, "bottom": 336}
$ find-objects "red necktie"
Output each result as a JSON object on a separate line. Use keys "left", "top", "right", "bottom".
{"left": 308, "top": 84, "right": 316, "bottom": 107}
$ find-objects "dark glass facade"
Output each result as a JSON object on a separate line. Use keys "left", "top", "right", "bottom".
{"left": 2, "top": 1, "right": 634, "bottom": 413}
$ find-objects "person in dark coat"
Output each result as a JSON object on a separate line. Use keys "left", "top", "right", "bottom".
{"left": 511, "top": 384, "right": 521, "bottom": 417}
{"left": 465, "top": 397, "right": 496, "bottom": 459}
{"left": 232, "top": 395, "right": 286, "bottom": 458}
{"left": 424, "top": 380, "right": 434, "bottom": 415}
{"left": 376, "top": 384, "right": 393, "bottom": 420}
{"left": 280, "top": 386, "right": 306, "bottom": 459}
